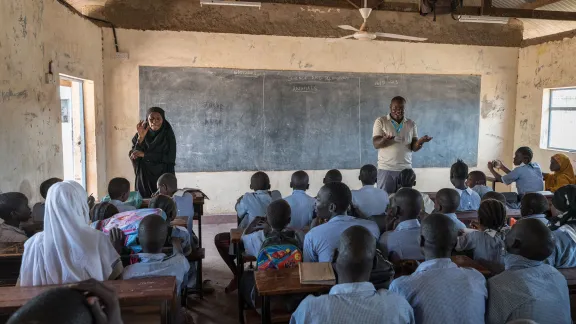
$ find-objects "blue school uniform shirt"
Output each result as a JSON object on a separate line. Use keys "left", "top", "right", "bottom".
{"left": 241, "top": 229, "right": 305, "bottom": 257}
{"left": 546, "top": 229, "right": 576, "bottom": 269}
{"left": 389, "top": 258, "right": 487, "bottom": 324}
{"left": 303, "top": 215, "right": 380, "bottom": 262}
{"left": 487, "top": 254, "right": 571, "bottom": 324}
{"left": 455, "top": 188, "right": 481, "bottom": 211}
{"left": 236, "top": 190, "right": 275, "bottom": 228}
{"left": 523, "top": 213, "right": 549, "bottom": 226}
{"left": 471, "top": 185, "right": 493, "bottom": 198}
{"left": 501, "top": 163, "right": 544, "bottom": 195}
{"left": 351, "top": 185, "right": 390, "bottom": 217}
{"left": 109, "top": 199, "right": 137, "bottom": 213}
{"left": 444, "top": 213, "right": 467, "bottom": 230}
{"left": 283, "top": 190, "right": 315, "bottom": 229}
{"left": 290, "top": 282, "right": 415, "bottom": 324}
{"left": 122, "top": 252, "right": 191, "bottom": 293}
{"left": 455, "top": 228, "right": 507, "bottom": 273}
{"left": 172, "top": 191, "right": 195, "bottom": 238}
{"left": 378, "top": 219, "right": 423, "bottom": 261}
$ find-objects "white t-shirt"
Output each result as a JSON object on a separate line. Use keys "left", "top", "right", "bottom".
{"left": 372, "top": 115, "right": 418, "bottom": 171}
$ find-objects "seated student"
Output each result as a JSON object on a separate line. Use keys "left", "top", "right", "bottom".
{"left": 520, "top": 193, "right": 550, "bottom": 225}
{"left": 283, "top": 171, "right": 315, "bottom": 229}
{"left": 31, "top": 177, "right": 62, "bottom": 222}
{"left": 291, "top": 226, "right": 414, "bottom": 324}
{"left": 323, "top": 169, "right": 343, "bottom": 184}
{"left": 107, "top": 177, "right": 136, "bottom": 213}
{"left": 481, "top": 191, "right": 507, "bottom": 204}
{"left": 456, "top": 199, "right": 508, "bottom": 274}
{"left": 351, "top": 164, "right": 389, "bottom": 218}
{"left": 487, "top": 218, "right": 571, "bottom": 324}
{"left": 488, "top": 146, "right": 544, "bottom": 195}
{"left": 451, "top": 159, "right": 481, "bottom": 211}
{"left": 236, "top": 171, "right": 280, "bottom": 228}
{"left": 304, "top": 182, "right": 380, "bottom": 262}
{"left": 389, "top": 213, "right": 487, "bottom": 324}
{"left": 434, "top": 188, "right": 467, "bottom": 230}
{"left": 0, "top": 192, "right": 32, "bottom": 242}
{"left": 148, "top": 195, "right": 194, "bottom": 256}
{"left": 546, "top": 185, "right": 576, "bottom": 269}
{"left": 157, "top": 173, "right": 195, "bottom": 236}
{"left": 390, "top": 169, "right": 434, "bottom": 214}
{"left": 378, "top": 188, "right": 424, "bottom": 261}
{"left": 544, "top": 153, "right": 575, "bottom": 193}
{"left": 466, "top": 170, "right": 493, "bottom": 198}
{"left": 89, "top": 202, "right": 119, "bottom": 226}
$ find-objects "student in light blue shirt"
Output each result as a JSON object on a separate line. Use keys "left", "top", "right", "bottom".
{"left": 389, "top": 213, "right": 487, "bottom": 324}
{"left": 488, "top": 146, "right": 544, "bottom": 195}
{"left": 546, "top": 185, "right": 576, "bottom": 268}
{"left": 434, "top": 188, "right": 467, "bottom": 230}
{"left": 487, "top": 218, "right": 571, "bottom": 324}
{"left": 451, "top": 160, "right": 481, "bottom": 211}
{"left": 284, "top": 171, "right": 315, "bottom": 229}
{"left": 351, "top": 164, "right": 389, "bottom": 218}
{"left": 292, "top": 226, "right": 414, "bottom": 324}
{"left": 520, "top": 192, "right": 550, "bottom": 226}
{"left": 378, "top": 188, "right": 424, "bottom": 261}
{"left": 466, "top": 170, "right": 494, "bottom": 198}
{"left": 157, "top": 173, "right": 196, "bottom": 238}
{"left": 107, "top": 177, "right": 137, "bottom": 213}
{"left": 304, "top": 182, "right": 380, "bottom": 262}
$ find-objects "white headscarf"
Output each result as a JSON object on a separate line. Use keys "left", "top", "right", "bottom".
{"left": 20, "top": 181, "right": 120, "bottom": 286}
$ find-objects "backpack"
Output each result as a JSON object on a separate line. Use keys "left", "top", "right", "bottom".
{"left": 256, "top": 230, "right": 303, "bottom": 271}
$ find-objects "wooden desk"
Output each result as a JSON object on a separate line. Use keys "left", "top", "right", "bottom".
{"left": 230, "top": 228, "right": 246, "bottom": 324}
{"left": 451, "top": 255, "right": 490, "bottom": 277}
{"left": 0, "top": 243, "right": 24, "bottom": 287}
{"left": 0, "top": 276, "right": 177, "bottom": 324}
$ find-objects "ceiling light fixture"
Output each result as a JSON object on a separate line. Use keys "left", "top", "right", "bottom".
{"left": 458, "top": 15, "right": 509, "bottom": 24}
{"left": 200, "top": 0, "right": 261, "bottom": 8}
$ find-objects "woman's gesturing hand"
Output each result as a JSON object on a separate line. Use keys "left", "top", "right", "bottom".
{"left": 136, "top": 120, "right": 149, "bottom": 143}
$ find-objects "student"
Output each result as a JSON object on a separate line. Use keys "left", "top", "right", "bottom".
{"left": 291, "top": 226, "right": 415, "bottom": 324}
{"left": 481, "top": 191, "right": 507, "bottom": 205}
{"left": 488, "top": 147, "right": 543, "bottom": 195}
{"left": 378, "top": 188, "right": 424, "bottom": 261}
{"left": 434, "top": 188, "right": 467, "bottom": 230}
{"left": 107, "top": 177, "right": 136, "bottom": 213}
{"left": 148, "top": 195, "right": 193, "bottom": 256}
{"left": 31, "top": 177, "right": 62, "bottom": 222}
{"left": 236, "top": 171, "right": 280, "bottom": 228}
{"left": 283, "top": 171, "right": 315, "bottom": 229}
{"left": 466, "top": 170, "right": 493, "bottom": 198}
{"left": 390, "top": 168, "right": 434, "bottom": 214}
{"left": 455, "top": 199, "right": 508, "bottom": 274}
{"left": 304, "top": 182, "right": 380, "bottom": 262}
{"left": 351, "top": 164, "right": 390, "bottom": 218}
{"left": 323, "top": 169, "right": 343, "bottom": 184}
{"left": 451, "top": 159, "right": 481, "bottom": 211}
{"left": 0, "top": 192, "right": 31, "bottom": 242}
{"left": 486, "top": 218, "right": 570, "bottom": 324}
{"left": 157, "top": 173, "right": 195, "bottom": 236}
{"left": 389, "top": 213, "right": 487, "bottom": 324}
{"left": 544, "top": 153, "right": 575, "bottom": 193}
{"left": 520, "top": 193, "right": 550, "bottom": 225}
{"left": 89, "top": 202, "right": 119, "bottom": 225}
{"left": 546, "top": 185, "right": 576, "bottom": 269}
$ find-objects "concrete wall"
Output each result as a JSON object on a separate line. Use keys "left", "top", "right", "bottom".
{"left": 1, "top": 0, "right": 106, "bottom": 201}
{"left": 103, "top": 29, "right": 519, "bottom": 214}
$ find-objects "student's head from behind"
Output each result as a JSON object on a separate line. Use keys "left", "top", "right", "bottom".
{"left": 323, "top": 169, "right": 343, "bottom": 184}
{"left": 315, "top": 182, "right": 352, "bottom": 219}
{"left": 478, "top": 199, "right": 507, "bottom": 231}
{"left": 138, "top": 214, "right": 168, "bottom": 254}
{"left": 39, "top": 177, "right": 63, "bottom": 200}
{"left": 397, "top": 168, "right": 417, "bottom": 189}
{"left": 514, "top": 146, "right": 533, "bottom": 166}
{"left": 0, "top": 192, "right": 32, "bottom": 226}
{"left": 520, "top": 193, "right": 549, "bottom": 217}
{"left": 552, "top": 184, "right": 576, "bottom": 213}
{"left": 391, "top": 188, "right": 422, "bottom": 221}
{"left": 389, "top": 96, "right": 406, "bottom": 121}
{"left": 90, "top": 202, "right": 119, "bottom": 223}
{"left": 157, "top": 173, "right": 178, "bottom": 196}
{"left": 290, "top": 170, "right": 309, "bottom": 191}
{"left": 481, "top": 191, "right": 507, "bottom": 205}
{"left": 466, "top": 170, "right": 487, "bottom": 188}
{"left": 434, "top": 188, "right": 460, "bottom": 214}
{"left": 149, "top": 195, "right": 177, "bottom": 221}
{"left": 250, "top": 171, "right": 271, "bottom": 191}
{"left": 505, "top": 218, "right": 554, "bottom": 261}
{"left": 450, "top": 159, "right": 468, "bottom": 187}
{"left": 420, "top": 213, "right": 458, "bottom": 259}
{"left": 107, "top": 177, "right": 131, "bottom": 202}
{"left": 266, "top": 199, "right": 291, "bottom": 231}
{"left": 334, "top": 225, "right": 376, "bottom": 283}
{"left": 358, "top": 164, "right": 378, "bottom": 186}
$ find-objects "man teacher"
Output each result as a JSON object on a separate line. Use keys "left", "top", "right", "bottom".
{"left": 372, "top": 96, "right": 433, "bottom": 194}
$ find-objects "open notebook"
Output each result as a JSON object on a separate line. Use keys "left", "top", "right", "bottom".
{"left": 299, "top": 262, "right": 336, "bottom": 285}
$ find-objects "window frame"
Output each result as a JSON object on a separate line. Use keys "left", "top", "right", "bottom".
{"left": 546, "top": 87, "right": 576, "bottom": 152}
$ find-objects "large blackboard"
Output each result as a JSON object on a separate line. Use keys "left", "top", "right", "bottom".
{"left": 139, "top": 67, "right": 480, "bottom": 172}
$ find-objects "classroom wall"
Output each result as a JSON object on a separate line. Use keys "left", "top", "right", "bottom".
{"left": 516, "top": 37, "right": 576, "bottom": 171}
{"left": 103, "top": 29, "right": 519, "bottom": 214}
{"left": 0, "top": 0, "right": 106, "bottom": 201}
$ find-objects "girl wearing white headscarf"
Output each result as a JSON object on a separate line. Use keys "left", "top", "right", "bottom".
{"left": 19, "top": 181, "right": 122, "bottom": 286}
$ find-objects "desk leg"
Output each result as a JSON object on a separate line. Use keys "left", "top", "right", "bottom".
{"left": 492, "top": 181, "right": 496, "bottom": 191}
{"left": 195, "top": 203, "right": 204, "bottom": 298}
{"left": 161, "top": 299, "right": 174, "bottom": 324}
{"left": 261, "top": 295, "right": 271, "bottom": 324}
{"left": 236, "top": 241, "right": 245, "bottom": 324}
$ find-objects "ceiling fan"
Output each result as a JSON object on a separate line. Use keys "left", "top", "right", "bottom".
{"left": 337, "top": 3, "right": 427, "bottom": 42}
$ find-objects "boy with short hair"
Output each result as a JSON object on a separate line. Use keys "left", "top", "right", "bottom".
{"left": 391, "top": 169, "right": 434, "bottom": 214}
{"left": 0, "top": 192, "right": 31, "bottom": 242}
{"left": 323, "top": 169, "right": 343, "bottom": 184}
{"left": 466, "top": 170, "right": 493, "bottom": 198}
{"left": 107, "top": 177, "right": 136, "bottom": 213}
{"left": 486, "top": 218, "right": 570, "bottom": 324}
{"left": 451, "top": 159, "right": 481, "bottom": 211}
{"left": 378, "top": 188, "right": 424, "bottom": 261}
{"left": 389, "top": 213, "right": 487, "bottom": 324}
{"left": 283, "top": 171, "right": 315, "bottom": 229}
{"left": 520, "top": 192, "right": 550, "bottom": 225}
{"left": 351, "top": 164, "right": 389, "bottom": 218}
{"left": 434, "top": 188, "right": 467, "bottom": 230}
{"left": 31, "top": 177, "right": 62, "bottom": 222}
{"left": 488, "top": 146, "right": 544, "bottom": 195}
{"left": 157, "top": 173, "right": 195, "bottom": 236}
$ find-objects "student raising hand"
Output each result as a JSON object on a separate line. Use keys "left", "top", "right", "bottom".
{"left": 73, "top": 279, "right": 123, "bottom": 324}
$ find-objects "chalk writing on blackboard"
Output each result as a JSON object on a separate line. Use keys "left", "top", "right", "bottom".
{"left": 292, "top": 85, "right": 318, "bottom": 93}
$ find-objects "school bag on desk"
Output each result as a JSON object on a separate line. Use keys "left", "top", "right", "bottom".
{"left": 257, "top": 230, "right": 303, "bottom": 270}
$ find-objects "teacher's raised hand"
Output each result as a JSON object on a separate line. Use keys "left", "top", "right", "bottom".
{"left": 136, "top": 120, "right": 149, "bottom": 144}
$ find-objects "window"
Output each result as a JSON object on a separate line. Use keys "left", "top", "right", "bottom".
{"left": 546, "top": 88, "right": 576, "bottom": 151}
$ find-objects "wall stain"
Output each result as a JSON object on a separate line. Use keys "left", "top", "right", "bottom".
{"left": 18, "top": 15, "right": 27, "bottom": 37}
{"left": 1, "top": 90, "right": 28, "bottom": 102}
{"left": 519, "top": 119, "right": 528, "bottom": 129}
{"left": 298, "top": 60, "right": 313, "bottom": 69}
{"left": 481, "top": 94, "right": 505, "bottom": 119}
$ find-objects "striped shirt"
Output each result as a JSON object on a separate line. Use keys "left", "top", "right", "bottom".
{"left": 378, "top": 219, "right": 423, "bottom": 261}
{"left": 487, "top": 254, "right": 571, "bottom": 324}
{"left": 290, "top": 282, "right": 415, "bottom": 324}
{"left": 444, "top": 213, "right": 467, "bottom": 230}
{"left": 455, "top": 228, "right": 506, "bottom": 274}
{"left": 389, "top": 258, "right": 487, "bottom": 324}
{"left": 351, "top": 185, "right": 390, "bottom": 217}
{"left": 284, "top": 190, "right": 315, "bottom": 229}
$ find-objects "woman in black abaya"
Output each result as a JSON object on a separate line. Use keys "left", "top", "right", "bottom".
{"left": 129, "top": 107, "right": 176, "bottom": 198}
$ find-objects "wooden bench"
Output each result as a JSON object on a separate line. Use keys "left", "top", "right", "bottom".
{"left": 0, "top": 276, "right": 177, "bottom": 324}
{"left": 0, "top": 243, "right": 24, "bottom": 287}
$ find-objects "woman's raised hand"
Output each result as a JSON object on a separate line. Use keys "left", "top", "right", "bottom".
{"left": 137, "top": 120, "right": 149, "bottom": 139}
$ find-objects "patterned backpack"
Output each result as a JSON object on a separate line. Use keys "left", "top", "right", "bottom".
{"left": 256, "top": 230, "right": 302, "bottom": 271}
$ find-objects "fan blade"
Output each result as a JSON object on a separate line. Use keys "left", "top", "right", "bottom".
{"left": 374, "top": 32, "right": 427, "bottom": 41}
{"left": 340, "top": 34, "right": 355, "bottom": 39}
{"left": 338, "top": 25, "right": 359, "bottom": 32}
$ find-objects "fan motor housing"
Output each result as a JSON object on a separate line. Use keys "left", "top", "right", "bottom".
{"left": 353, "top": 32, "right": 377, "bottom": 40}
